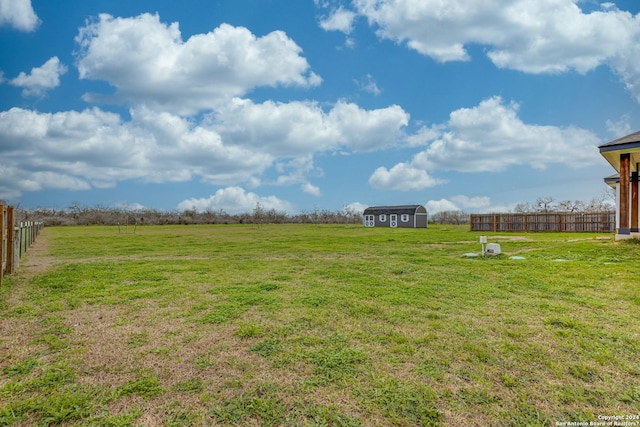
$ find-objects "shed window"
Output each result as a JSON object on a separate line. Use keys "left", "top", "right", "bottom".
{"left": 401, "top": 214, "right": 410, "bottom": 223}
{"left": 379, "top": 214, "right": 387, "bottom": 222}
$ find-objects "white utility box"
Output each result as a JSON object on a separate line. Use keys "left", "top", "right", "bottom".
{"left": 485, "top": 243, "right": 501, "bottom": 255}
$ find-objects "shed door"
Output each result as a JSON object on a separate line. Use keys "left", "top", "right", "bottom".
{"left": 364, "top": 215, "right": 374, "bottom": 227}
{"left": 390, "top": 214, "right": 398, "bottom": 228}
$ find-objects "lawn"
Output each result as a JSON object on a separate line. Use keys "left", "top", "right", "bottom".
{"left": 0, "top": 224, "right": 639, "bottom": 426}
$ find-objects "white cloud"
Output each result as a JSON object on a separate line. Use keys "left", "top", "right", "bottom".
{"left": 609, "top": 41, "right": 640, "bottom": 103}
{"left": 176, "top": 187, "right": 294, "bottom": 214}
{"left": 273, "top": 157, "right": 323, "bottom": 193}
{"left": 0, "top": 164, "right": 91, "bottom": 199}
{"left": 351, "top": 0, "right": 640, "bottom": 101}
{"left": 368, "top": 162, "right": 446, "bottom": 191}
{"left": 319, "top": 6, "right": 357, "bottom": 33}
{"left": 425, "top": 199, "right": 460, "bottom": 215}
{"left": 369, "top": 96, "right": 601, "bottom": 191}
{"left": 327, "top": 101, "right": 409, "bottom": 151}
{"left": 606, "top": 114, "right": 632, "bottom": 138}
{"left": 343, "top": 202, "right": 368, "bottom": 214}
{"left": 302, "top": 182, "right": 322, "bottom": 196}
{"left": 413, "top": 96, "right": 601, "bottom": 173}
{"left": 450, "top": 195, "right": 491, "bottom": 211}
{"left": 213, "top": 98, "right": 409, "bottom": 155}
{"left": 0, "top": 95, "right": 409, "bottom": 198}
{"left": 426, "top": 195, "right": 510, "bottom": 214}
{"left": 405, "top": 124, "right": 442, "bottom": 147}
{"left": 117, "top": 202, "right": 146, "bottom": 211}
{"left": 356, "top": 74, "right": 381, "bottom": 95}
{"left": 213, "top": 99, "right": 338, "bottom": 156}
{"left": 0, "top": 107, "right": 273, "bottom": 199}
{"left": 9, "top": 57, "right": 67, "bottom": 97}
{"left": 0, "top": 0, "right": 39, "bottom": 31}
{"left": 75, "top": 13, "right": 321, "bottom": 115}
{"left": 130, "top": 107, "right": 272, "bottom": 185}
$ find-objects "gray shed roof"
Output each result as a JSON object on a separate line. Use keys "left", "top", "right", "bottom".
{"left": 363, "top": 205, "right": 427, "bottom": 215}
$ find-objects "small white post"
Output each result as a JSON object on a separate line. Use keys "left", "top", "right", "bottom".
{"left": 480, "top": 235, "right": 487, "bottom": 255}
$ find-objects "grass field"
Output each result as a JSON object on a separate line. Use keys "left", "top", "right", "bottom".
{"left": 1, "top": 224, "right": 639, "bottom": 426}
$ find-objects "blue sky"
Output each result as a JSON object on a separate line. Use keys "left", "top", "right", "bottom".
{"left": 2, "top": 0, "right": 640, "bottom": 215}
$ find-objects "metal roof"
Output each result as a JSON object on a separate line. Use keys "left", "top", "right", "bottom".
{"left": 603, "top": 173, "right": 640, "bottom": 188}
{"left": 599, "top": 130, "right": 640, "bottom": 173}
{"left": 363, "top": 205, "right": 427, "bottom": 215}
{"left": 598, "top": 130, "right": 640, "bottom": 150}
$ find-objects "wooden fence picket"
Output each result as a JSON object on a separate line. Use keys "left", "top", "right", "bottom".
{"left": 0, "top": 204, "right": 43, "bottom": 286}
{"left": 469, "top": 212, "right": 615, "bottom": 233}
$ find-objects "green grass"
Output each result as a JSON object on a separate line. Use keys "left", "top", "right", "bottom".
{"left": 1, "top": 224, "right": 639, "bottom": 426}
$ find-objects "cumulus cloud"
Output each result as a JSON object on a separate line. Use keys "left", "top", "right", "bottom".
{"left": 343, "top": 201, "right": 368, "bottom": 214}
{"left": 369, "top": 96, "right": 601, "bottom": 191}
{"left": 368, "top": 162, "right": 446, "bottom": 191}
{"left": 0, "top": 107, "right": 273, "bottom": 199}
{"left": 355, "top": 74, "right": 381, "bottom": 95}
{"left": 75, "top": 13, "right": 322, "bottom": 114}
{"left": 319, "top": 6, "right": 356, "bottom": 33}
{"left": 0, "top": 0, "right": 39, "bottom": 31}
{"left": 424, "top": 199, "right": 460, "bottom": 215}
{"left": 9, "top": 57, "right": 68, "bottom": 97}
{"left": 0, "top": 95, "right": 410, "bottom": 198}
{"left": 606, "top": 114, "right": 632, "bottom": 138}
{"left": 414, "top": 96, "right": 601, "bottom": 172}
{"left": 351, "top": 0, "right": 638, "bottom": 69}
{"left": 176, "top": 187, "right": 294, "bottom": 214}
{"left": 326, "top": 101, "right": 409, "bottom": 151}
{"left": 426, "top": 195, "right": 508, "bottom": 215}
{"left": 347, "top": 0, "right": 640, "bottom": 101}
{"left": 0, "top": 11, "right": 417, "bottom": 200}
{"left": 212, "top": 98, "right": 409, "bottom": 155}
{"left": 302, "top": 182, "right": 322, "bottom": 196}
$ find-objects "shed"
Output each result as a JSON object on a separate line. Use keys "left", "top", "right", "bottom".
{"left": 363, "top": 205, "right": 427, "bottom": 228}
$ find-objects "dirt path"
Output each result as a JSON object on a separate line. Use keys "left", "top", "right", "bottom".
{"left": 2, "top": 229, "right": 57, "bottom": 314}
{"left": 0, "top": 230, "right": 57, "bottom": 370}
{"left": 14, "top": 229, "right": 57, "bottom": 276}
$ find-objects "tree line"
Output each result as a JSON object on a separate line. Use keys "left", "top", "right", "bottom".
{"left": 11, "top": 203, "right": 364, "bottom": 227}
{"left": 6, "top": 191, "right": 615, "bottom": 227}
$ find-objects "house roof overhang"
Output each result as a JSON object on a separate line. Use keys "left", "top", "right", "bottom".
{"left": 604, "top": 173, "right": 619, "bottom": 188}
{"left": 603, "top": 173, "right": 640, "bottom": 188}
{"left": 598, "top": 130, "right": 640, "bottom": 173}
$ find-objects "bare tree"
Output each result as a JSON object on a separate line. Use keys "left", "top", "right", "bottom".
{"left": 556, "top": 199, "right": 585, "bottom": 213}
{"left": 513, "top": 202, "right": 534, "bottom": 213}
{"left": 252, "top": 202, "right": 265, "bottom": 228}
{"left": 535, "top": 197, "right": 555, "bottom": 213}
{"left": 431, "top": 210, "right": 469, "bottom": 224}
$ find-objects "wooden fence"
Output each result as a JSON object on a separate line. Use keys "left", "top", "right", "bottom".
{"left": 469, "top": 212, "right": 615, "bottom": 233}
{"left": 0, "top": 204, "right": 43, "bottom": 286}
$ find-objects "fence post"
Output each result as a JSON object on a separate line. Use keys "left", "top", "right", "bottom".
{"left": 0, "top": 205, "right": 5, "bottom": 286}
{"left": 6, "top": 206, "right": 15, "bottom": 274}
{"left": 20, "top": 222, "right": 24, "bottom": 256}
{"left": 13, "top": 226, "right": 21, "bottom": 271}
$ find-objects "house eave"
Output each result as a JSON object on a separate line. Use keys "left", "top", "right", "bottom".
{"left": 599, "top": 132, "right": 640, "bottom": 173}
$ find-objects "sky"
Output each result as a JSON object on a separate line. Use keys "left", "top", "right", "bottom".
{"left": 2, "top": 0, "right": 640, "bottom": 215}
